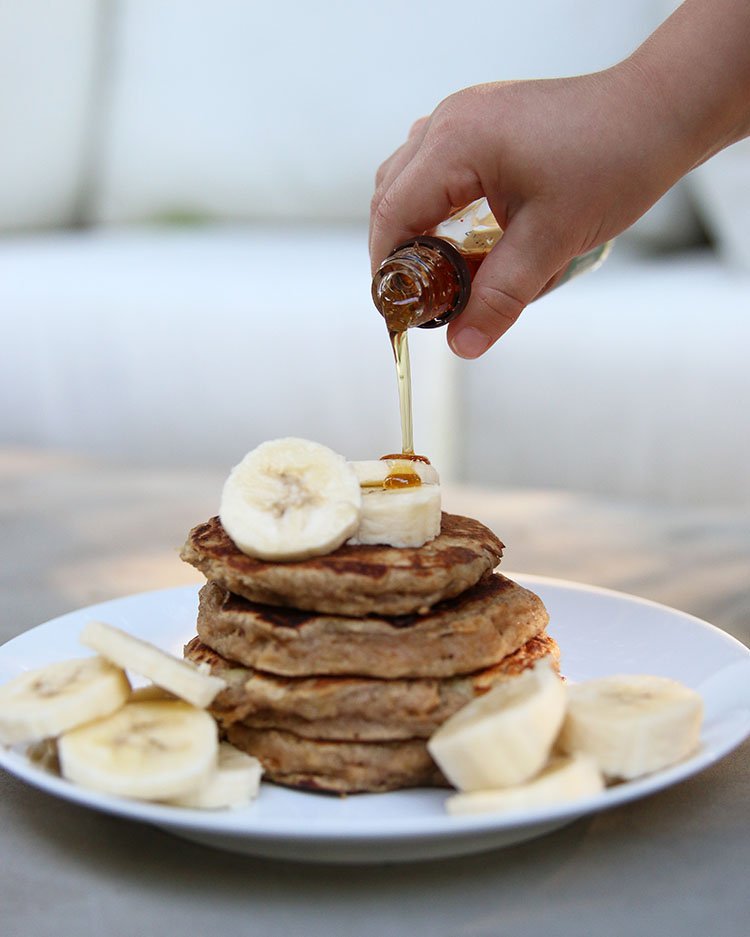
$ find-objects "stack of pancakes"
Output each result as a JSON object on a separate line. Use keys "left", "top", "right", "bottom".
{"left": 180, "top": 512, "right": 556, "bottom": 794}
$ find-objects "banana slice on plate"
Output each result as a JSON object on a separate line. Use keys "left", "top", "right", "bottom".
{"left": 220, "top": 437, "right": 362, "bottom": 561}
{"left": 79, "top": 620, "right": 225, "bottom": 708}
{"left": 58, "top": 700, "right": 218, "bottom": 800}
{"left": 167, "top": 742, "right": 263, "bottom": 809}
{"left": 428, "top": 657, "right": 566, "bottom": 791}
{"left": 0, "top": 656, "right": 130, "bottom": 745}
{"left": 445, "top": 753, "right": 603, "bottom": 816}
{"left": 557, "top": 674, "right": 703, "bottom": 780}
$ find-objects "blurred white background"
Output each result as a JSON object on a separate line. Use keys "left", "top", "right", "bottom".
{"left": 1, "top": 0, "right": 748, "bottom": 505}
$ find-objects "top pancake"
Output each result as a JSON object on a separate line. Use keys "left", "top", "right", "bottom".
{"left": 180, "top": 512, "right": 504, "bottom": 616}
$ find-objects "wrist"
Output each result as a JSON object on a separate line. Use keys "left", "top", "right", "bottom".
{"left": 622, "top": 0, "right": 750, "bottom": 168}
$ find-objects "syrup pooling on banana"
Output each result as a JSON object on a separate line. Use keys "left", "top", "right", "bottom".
{"left": 347, "top": 457, "right": 441, "bottom": 548}
{"left": 349, "top": 457, "right": 438, "bottom": 488}
{"left": 378, "top": 452, "right": 433, "bottom": 489}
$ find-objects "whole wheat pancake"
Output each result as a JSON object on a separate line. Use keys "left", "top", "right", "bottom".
{"left": 224, "top": 724, "right": 446, "bottom": 794}
{"left": 195, "top": 572, "right": 548, "bottom": 678}
{"left": 185, "top": 632, "right": 559, "bottom": 740}
{"left": 180, "top": 512, "right": 503, "bottom": 616}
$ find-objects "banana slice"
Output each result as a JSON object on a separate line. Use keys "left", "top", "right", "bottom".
{"left": 79, "top": 620, "right": 225, "bottom": 708}
{"left": 220, "top": 437, "right": 362, "bottom": 561}
{"left": 557, "top": 674, "right": 703, "bottom": 780}
{"left": 0, "top": 656, "right": 130, "bottom": 745}
{"left": 445, "top": 753, "right": 604, "bottom": 816}
{"left": 348, "top": 483, "right": 441, "bottom": 548}
{"left": 349, "top": 459, "right": 440, "bottom": 487}
{"left": 427, "top": 657, "right": 566, "bottom": 791}
{"left": 58, "top": 700, "right": 218, "bottom": 800}
{"left": 167, "top": 742, "right": 263, "bottom": 809}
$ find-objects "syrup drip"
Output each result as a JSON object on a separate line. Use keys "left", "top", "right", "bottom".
{"left": 388, "top": 328, "right": 414, "bottom": 457}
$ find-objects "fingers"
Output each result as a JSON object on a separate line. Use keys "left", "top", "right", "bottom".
{"left": 369, "top": 158, "right": 483, "bottom": 274}
{"left": 369, "top": 106, "right": 485, "bottom": 273}
{"left": 369, "top": 118, "right": 430, "bottom": 264}
{"left": 446, "top": 211, "right": 570, "bottom": 358}
{"left": 371, "top": 118, "right": 429, "bottom": 241}
{"left": 369, "top": 143, "right": 419, "bottom": 250}
{"left": 374, "top": 116, "right": 428, "bottom": 190}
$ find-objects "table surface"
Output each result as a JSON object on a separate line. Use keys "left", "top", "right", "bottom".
{"left": 1, "top": 449, "right": 749, "bottom": 937}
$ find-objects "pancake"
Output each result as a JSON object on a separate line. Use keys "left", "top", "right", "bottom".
{"left": 180, "top": 512, "right": 504, "bottom": 616}
{"left": 185, "top": 632, "right": 559, "bottom": 740}
{"left": 224, "top": 724, "right": 447, "bottom": 794}
{"left": 195, "top": 572, "right": 548, "bottom": 678}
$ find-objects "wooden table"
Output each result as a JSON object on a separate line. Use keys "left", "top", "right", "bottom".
{"left": 1, "top": 449, "right": 748, "bottom": 937}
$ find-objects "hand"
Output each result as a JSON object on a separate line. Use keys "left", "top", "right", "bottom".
{"left": 369, "top": 66, "right": 692, "bottom": 359}
{"left": 370, "top": 0, "right": 750, "bottom": 358}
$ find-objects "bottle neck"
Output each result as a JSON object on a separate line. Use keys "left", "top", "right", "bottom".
{"left": 371, "top": 236, "right": 471, "bottom": 331}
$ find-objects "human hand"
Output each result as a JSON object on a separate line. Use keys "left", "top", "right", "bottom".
{"left": 369, "top": 65, "right": 694, "bottom": 359}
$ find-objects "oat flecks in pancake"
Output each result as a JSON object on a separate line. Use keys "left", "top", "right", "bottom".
{"left": 184, "top": 632, "right": 559, "bottom": 741}
{"left": 194, "top": 572, "right": 549, "bottom": 678}
{"left": 180, "top": 512, "right": 504, "bottom": 617}
{"left": 224, "top": 724, "right": 447, "bottom": 794}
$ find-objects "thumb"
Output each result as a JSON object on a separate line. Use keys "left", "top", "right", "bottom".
{"left": 446, "top": 211, "right": 570, "bottom": 359}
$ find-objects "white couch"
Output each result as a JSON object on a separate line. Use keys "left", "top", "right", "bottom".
{"left": 2, "top": 1, "right": 749, "bottom": 507}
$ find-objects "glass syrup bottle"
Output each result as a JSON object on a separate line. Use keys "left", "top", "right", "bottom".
{"left": 372, "top": 196, "right": 612, "bottom": 332}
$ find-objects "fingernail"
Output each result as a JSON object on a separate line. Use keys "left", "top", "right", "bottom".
{"left": 449, "top": 326, "right": 492, "bottom": 359}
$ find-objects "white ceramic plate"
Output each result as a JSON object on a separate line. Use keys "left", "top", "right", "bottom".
{"left": 1, "top": 575, "right": 749, "bottom": 864}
